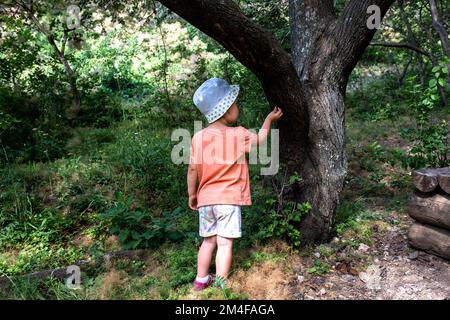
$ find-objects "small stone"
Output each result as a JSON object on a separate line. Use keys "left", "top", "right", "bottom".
{"left": 342, "top": 274, "right": 356, "bottom": 282}
{"left": 312, "top": 277, "right": 326, "bottom": 286}
{"left": 359, "top": 265, "right": 382, "bottom": 290}
{"left": 408, "top": 251, "right": 419, "bottom": 260}
{"left": 358, "top": 243, "right": 370, "bottom": 252}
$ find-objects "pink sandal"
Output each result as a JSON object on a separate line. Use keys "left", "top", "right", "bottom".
{"left": 193, "top": 274, "right": 214, "bottom": 291}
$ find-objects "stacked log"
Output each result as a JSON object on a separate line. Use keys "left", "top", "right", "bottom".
{"left": 407, "top": 168, "right": 450, "bottom": 260}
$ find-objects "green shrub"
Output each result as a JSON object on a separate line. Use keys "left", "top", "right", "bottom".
{"left": 400, "top": 63, "right": 449, "bottom": 168}
{"left": 99, "top": 192, "right": 186, "bottom": 250}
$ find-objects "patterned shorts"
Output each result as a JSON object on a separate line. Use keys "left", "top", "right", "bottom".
{"left": 198, "top": 205, "right": 242, "bottom": 238}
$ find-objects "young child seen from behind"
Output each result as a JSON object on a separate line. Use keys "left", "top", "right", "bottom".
{"left": 188, "top": 77, "right": 283, "bottom": 290}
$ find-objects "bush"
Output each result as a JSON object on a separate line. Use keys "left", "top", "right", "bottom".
{"left": 99, "top": 192, "right": 186, "bottom": 250}
{"left": 400, "top": 64, "right": 450, "bottom": 168}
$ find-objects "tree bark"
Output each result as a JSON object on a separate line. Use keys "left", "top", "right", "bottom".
{"left": 287, "top": 0, "right": 395, "bottom": 242}
{"left": 158, "top": 0, "right": 396, "bottom": 243}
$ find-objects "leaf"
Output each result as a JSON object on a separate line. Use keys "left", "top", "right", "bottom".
{"left": 131, "top": 231, "right": 141, "bottom": 240}
{"left": 167, "top": 231, "right": 183, "bottom": 241}
{"left": 128, "top": 239, "right": 141, "bottom": 249}
{"left": 143, "top": 231, "right": 154, "bottom": 240}
{"left": 118, "top": 230, "right": 129, "bottom": 243}
{"left": 429, "top": 79, "right": 437, "bottom": 88}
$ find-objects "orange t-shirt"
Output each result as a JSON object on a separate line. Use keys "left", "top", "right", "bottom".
{"left": 189, "top": 126, "right": 256, "bottom": 207}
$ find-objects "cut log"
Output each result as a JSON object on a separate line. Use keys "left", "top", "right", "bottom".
{"left": 412, "top": 167, "right": 450, "bottom": 193}
{"left": 407, "top": 191, "right": 450, "bottom": 230}
{"left": 437, "top": 169, "right": 450, "bottom": 195}
{"left": 407, "top": 222, "right": 450, "bottom": 260}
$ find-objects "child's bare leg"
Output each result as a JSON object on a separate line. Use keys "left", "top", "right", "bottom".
{"left": 215, "top": 235, "right": 233, "bottom": 278}
{"left": 197, "top": 235, "right": 217, "bottom": 278}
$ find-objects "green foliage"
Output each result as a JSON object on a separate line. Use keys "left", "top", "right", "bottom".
{"left": 334, "top": 199, "right": 376, "bottom": 247}
{"left": 99, "top": 192, "right": 185, "bottom": 250}
{"left": 307, "top": 259, "right": 330, "bottom": 275}
{"left": 400, "top": 62, "right": 450, "bottom": 168}
{"left": 346, "top": 74, "right": 409, "bottom": 122}
{"left": 257, "top": 199, "right": 311, "bottom": 248}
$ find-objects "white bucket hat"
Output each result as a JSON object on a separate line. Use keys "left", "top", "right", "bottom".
{"left": 193, "top": 78, "right": 240, "bottom": 123}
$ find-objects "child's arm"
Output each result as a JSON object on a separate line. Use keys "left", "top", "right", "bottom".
{"left": 187, "top": 163, "right": 198, "bottom": 210}
{"left": 252, "top": 106, "right": 283, "bottom": 146}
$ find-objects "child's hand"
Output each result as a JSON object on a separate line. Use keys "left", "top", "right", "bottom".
{"left": 267, "top": 106, "right": 283, "bottom": 122}
{"left": 189, "top": 195, "right": 198, "bottom": 210}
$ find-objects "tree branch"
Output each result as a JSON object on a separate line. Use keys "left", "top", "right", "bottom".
{"left": 370, "top": 41, "right": 428, "bottom": 56}
{"left": 157, "top": 0, "right": 293, "bottom": 81}
{"left": 429, "top": 0, "right": 450, "bottom": 56}
{"left": 288, "top": 0, "right": 337, "bottom": 81}
{"left": 334, "top": 0, "right": 396, "bottom": 78}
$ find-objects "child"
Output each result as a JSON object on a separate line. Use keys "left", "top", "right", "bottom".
{"left": 188, "top": 77, "right": 283, "bottom": 290}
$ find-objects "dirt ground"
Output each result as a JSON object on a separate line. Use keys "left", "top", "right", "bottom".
{"left": 287, "top": 214, "right": 450, "bottom": 300}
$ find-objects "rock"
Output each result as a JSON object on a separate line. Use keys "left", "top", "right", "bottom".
{"left": 359, "top": 265, "right": 382, "bottom": 290}
{"left": 312, "top": 277, "right": 326, "bottom": 286}
{"left": 407, "top": 222, "right": 450, "bottom": 260}
{"left": 342, "top": 274, "right": 356, "bottom": 282}
{"left": 357, "top": 243, "right": 370, "bottom": 252}
{"left": 408, "top": 251, "right": 419, "bottom": 260}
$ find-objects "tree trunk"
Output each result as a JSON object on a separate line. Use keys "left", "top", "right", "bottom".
{"left": 294, "top": 84, "right": 347, "bottom": 242}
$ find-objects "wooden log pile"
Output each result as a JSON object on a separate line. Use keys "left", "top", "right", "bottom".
{"left": 407, "top": 168, "right": 450, "bottom": 260}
